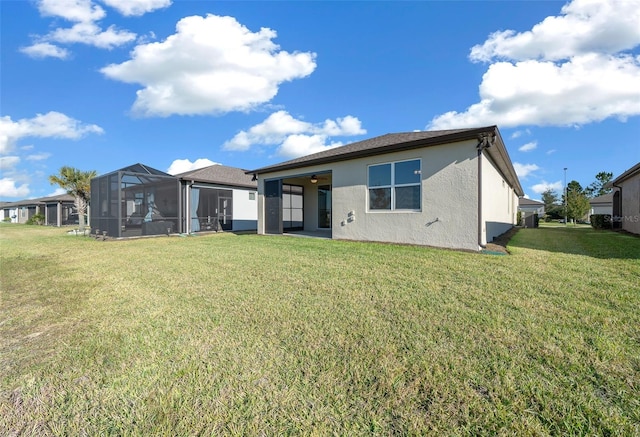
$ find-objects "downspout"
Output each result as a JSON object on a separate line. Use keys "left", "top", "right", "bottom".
{"left": 477, "top": 132, "right": 495, "bottom": 249}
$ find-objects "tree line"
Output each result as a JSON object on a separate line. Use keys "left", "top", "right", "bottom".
{"left": 541, "top": 171, "right": 613, "bottom": 223}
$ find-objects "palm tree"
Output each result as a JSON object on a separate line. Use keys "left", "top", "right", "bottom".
{"left": 49, "top": 166, "right": 97, "bottom": 230}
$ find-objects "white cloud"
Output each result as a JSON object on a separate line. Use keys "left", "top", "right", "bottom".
{"left": 0, "top": 112, "right": 104, "bottom": 154}
{"left": 0, "top": 156, "right": 20, "bottom": 171}
{"left": 167, "top": 158, "right": 219, "bottom": 175}
{"left": 223, "top": 110, "right": 366, "bottom": 158}
{"left": 100, "top": 0, "right": 172, "bottom": 16}
{"left": 0, "top": 178, "right": 30, "bottom": 198}
{"left": 546, "top": 149, "right": 557, "bottom": 155}
{"left": 531, "top": 180, "right": 563, "bottom": 194}
{"left": 47, "top": 187, "right": 69, "bottom": 197}
{"left": 278, "top": 135, "right": 343, "bottom": 159}
{"left": 101, "top": 14, "right": 317, "bottom": 117}
{"left": 38, "top": 0, "right": 106, "bottom": 22}
{"left": 48, "top": 22, "right": 137, "bottom": 49}
{"left": 22, "top": 0, "right": 138, "bottom": 58}
{"left": 26, "top": 152, "right": 52, "bottom": 161}
{"left": 428, "top": 0, "right": 640, "bottom": 130}
{"left": 513, "top": 162, "right": 540, "bottom": 178}
{"left": 45, "top": 188, "right": 67, "bottom": 197}
{"left": 510, "top": 129, "right": 531, "bottom": 139}
{"left": 518, "top": 141, "right": 537, "bottom": 152}
{"left": 469, "top": 0, "right": 640, "bottom": 63}
{"left": 20, "top": 42, "right": 71, "bottom": 60}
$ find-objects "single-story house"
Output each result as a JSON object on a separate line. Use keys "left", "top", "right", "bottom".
{"left": 518, "top": 198, "right": 545, "bottom": 215}
{"left": 89, "top": 163, "right": 257, "bottom": 238}
{"left": 518, "top": 198, "right": 544, "bottom": 228}
{"left": 248, "top": 126, "right": 524, "bottom": 251}
{"left": 175, "top": 164, "right": 257, "bottom": 233}
{"left": 589, "top": 193, "right": 614, "bottom": 216}
{"left": 610, "top": 161, "right": 640, "bottom": 235}
{"left": 0, "top": 194, "right": 77, "bottom": 226}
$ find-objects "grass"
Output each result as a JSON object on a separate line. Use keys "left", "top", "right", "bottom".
{"left": 1, "top": 224, "right": 639, "bottom": 435}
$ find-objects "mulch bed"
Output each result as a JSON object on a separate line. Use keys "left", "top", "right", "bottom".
{"left": 484, "top": 226, "right": 521, "bottom": 255}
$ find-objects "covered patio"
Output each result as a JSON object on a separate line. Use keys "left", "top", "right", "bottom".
{"left": 263, "top": 171, "right": 333, "bottom": 237}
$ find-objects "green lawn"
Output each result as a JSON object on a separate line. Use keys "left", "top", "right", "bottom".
{"left": 1, "top": 224, "right": 639, "bottom": 435}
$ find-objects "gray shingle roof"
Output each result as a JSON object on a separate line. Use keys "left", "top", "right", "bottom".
{"left": 589, "top": 193, "right": 614, "bottom": 205}
{"left": 0, "top": 193, "right": 75, "bottom": 208}
{"left": 519, "top": 198, "right": 544, "bottom": 206}
{"left": 247, "top": 125, "right": 524, "bottom": 196}
{"left": 248, "top": 127, "right": 491, "bottom": 174}
{"left": 612, "top": 162, "right": 640, "bottom": 185}
{"left": 176, "top": 164, "right": 256, "bottom": 189}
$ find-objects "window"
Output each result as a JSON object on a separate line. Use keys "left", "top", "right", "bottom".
{"left": 249, "top": 192, "right": 256, "bottom": 200}
{"left": 368, "top": 159, "right": 421, "bottom": 211}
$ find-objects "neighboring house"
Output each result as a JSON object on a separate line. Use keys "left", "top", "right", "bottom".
{"left": 0, "top": 202, "right": 13, "bottom": 222}
{"left": 248, "top": 126, "right": 524, "bottom": 251}
{"left": 589, "top": 193, "right": 614, "bottom": 216}
{"left": 0, "top": 194, "right": 77, "bottom": 226}
{"left": 518, "top": 198, "right": 545, "bottom": 215}
{"left": 90, "top": 163, "right": 257, "bottom": 238}
{"left": 611, "top": 162, "right": 640, "bottom": 235}
{"left": 518, "top": 198, "right": 544, "bottom": 228}
{"left": 176, "top": 164, "right": 257, "bottom": 233}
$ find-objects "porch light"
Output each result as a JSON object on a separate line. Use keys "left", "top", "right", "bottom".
{"left": 310, "top": 175, "right": 318, "bottom": 184}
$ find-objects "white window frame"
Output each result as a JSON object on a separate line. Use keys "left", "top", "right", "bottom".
{"left": 367, "top": 158, "right": 422, "bottom": 212}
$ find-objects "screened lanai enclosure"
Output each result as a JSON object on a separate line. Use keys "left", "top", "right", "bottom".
{"left": 90, "top": 164, "right": 180, "bottom": 238}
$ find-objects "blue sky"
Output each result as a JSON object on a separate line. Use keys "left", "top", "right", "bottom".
{"left": 1, "top": 0, "right": 639, "bottom": 201}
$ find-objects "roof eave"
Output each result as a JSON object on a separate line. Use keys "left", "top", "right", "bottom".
{"left": 612, "top": 162, "right": 640, "bottom": 185}
{"left": 247, "top": 126, "right": 498, "bottom": 175}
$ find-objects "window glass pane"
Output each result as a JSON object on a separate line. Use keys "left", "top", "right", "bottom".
{"left": 368, "top": 164, "right": 391, "bottom": 187}
{"left": 369, "top": 188, "right": 391, "bottom": 210}
{"left": 291, "top": 193, "right": 303, "bottom": 208}
{"left": 395, "top": 160, "right": 421, "bottom": 185}
{"left": 282, "top": 193, "right": 291, "bottom": 208}
{"left": 291, "top": 209, "right": 303, "bottom": 222}
{"left": 395, "top": 186, "right": 421, "bottom": 210}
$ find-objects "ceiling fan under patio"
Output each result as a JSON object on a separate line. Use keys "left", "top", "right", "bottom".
{"left": 310, "top": 174, "right": 329, "bottom": 184}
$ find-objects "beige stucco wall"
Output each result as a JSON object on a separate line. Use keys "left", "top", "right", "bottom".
{"left": 332, "top": 142, "right": 479, "bottom": 250}
{"left": 619, "top": 173, "right": 640, "bottom": 234}
{"left": 481, "top": 152, "right": 517, "bottom": 245}
{"left": 258, "top": 139, "right": 482, "bottom": 250}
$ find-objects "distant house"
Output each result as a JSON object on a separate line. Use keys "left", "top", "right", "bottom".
{"left": 248, "top": 126, "right": 524, "bottom": 251}
{"left": 518, "top": 198, "right": 545, "bottom": 215}
{"left": 175, "top": 164, "right": 257, "bottom": 233}
{"left": 610, "top": 162, "right": 640, "bottom": 235}
{"left": 89, "top": 163, "right": 257, "bottom": 238}
{"left": 0, "top": 194, "right": 77, "bottom": 226}
{"left": 518, "top": 198, "right": 544, "bottom": 228}
{"left": 589, "top": 193, "right": 614, "bottom": 216}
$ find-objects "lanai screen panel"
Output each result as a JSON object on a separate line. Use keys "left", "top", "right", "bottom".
{"left": 91, "top": 164, "right": 180, "bottom": 237}
{"left": 194, "top": 187, "right": 233, "bottom": 231}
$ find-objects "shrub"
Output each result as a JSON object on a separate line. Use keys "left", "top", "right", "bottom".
{"left": 26, "top": 213, "right": 45, "bottom": 225}
{"left": 590, "top": 214, "right": 611, "bottom": 230}
{"left": 517, "top": 211, "right": 523, "bottom": 226}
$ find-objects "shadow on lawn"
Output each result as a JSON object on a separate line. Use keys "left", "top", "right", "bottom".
{"left": 507, "top": 226, "right": 640, "bottom": 260}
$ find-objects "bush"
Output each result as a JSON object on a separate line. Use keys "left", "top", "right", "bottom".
{"left": 590, "top": 214, "right": 611, "bottom": 230}
{"left": 517, "top": 211, "right": 523, "bottom": 226}
{"left": 544, "top": 215, "right": 553, "bottom": 222}
{"left": 26, "top": 213, "right": 45, "bottom": 225}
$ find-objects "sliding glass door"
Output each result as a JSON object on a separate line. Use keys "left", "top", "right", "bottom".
{"left": 318, "top": 185, "right": 331, "bottom": 229}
